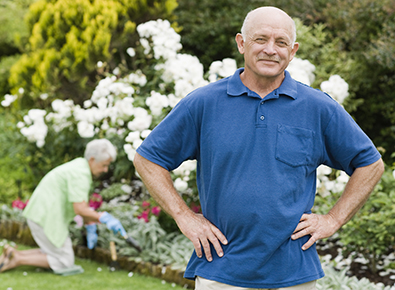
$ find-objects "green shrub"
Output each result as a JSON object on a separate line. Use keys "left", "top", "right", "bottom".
{"left": 338, "top": 166, "right": 395, "bottom": 273}
{"left": 9, "top": 0, "right": 178, "bottom": 106}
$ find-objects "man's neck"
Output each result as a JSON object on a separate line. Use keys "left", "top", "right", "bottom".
{"left": 240, "top": 70, "right": 285, "bottom": 99}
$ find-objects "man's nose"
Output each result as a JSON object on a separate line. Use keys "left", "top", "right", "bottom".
{"left": 262, "top": 40, "right": 276, "bottom": 55}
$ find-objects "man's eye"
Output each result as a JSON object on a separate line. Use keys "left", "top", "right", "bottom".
{"left": 255, "top": 38, "right": 266, "bottom": 44}
{"left": 277, "top": 41, "right": 288, "bottom": 47}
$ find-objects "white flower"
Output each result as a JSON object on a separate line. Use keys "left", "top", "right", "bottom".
{"left": 317, "top": 165, "right": 332, "bottom": 176}
{"left": 127, "top": 107, "right": 152, "bottom": 131}
{"left": 125, "top": 131, "right": 140, "bottom": 143}
{"left": 39, "top": 93, "right": 48, "bottom": 100}
{"left": 146, "top": 91, "right": 169, "bottom": 116}
{"left": 121, "top": 184, "right": 132, "bottom": 194}
{"left": 127, "top": 71, "right": 147, "bottom": 86}
{"left": 77, "top": 121, "right": 95, "bottom": 138}
{"left": 132, "top": 139, "right": 143, "bottom": 149}
{"left": 123, "top": 143, "right": 136, "bottom": 161}
{"left": 208, "top": 58, "right": 237, "bottom": 82}
{"left": 126, "top": 47, "right": 136, "bottom": 57}
{"left": 114, "top": 97, "right": 134, "bottom": 120}
{"left": 168, "top": 94, "right": 181, "bottom": 108}
{"left": 113, "top": 67, "right": 120, "bottom": 75}
{"left": 287, "top": 58, "right": 316, "bottom": 86}
{"left": 84, "top": 100, "right": 93, "bottom": 108}
{"left": 140, "top": 38, "right": 151, "bottom": 55}
{"left": 20, "top": 111, "right": 48, "bottom": 147}
{"left": 320, "top": 75, "right": 349, "bottom": 104}
{"left": 97, "top": 61, "right": 104, "bottom": 68}
{"left": 141, "top": 129, "right": 151, "bottom": 138}
{"left": 174, "top": 178, "right": 188, "bottom": 192}
{"left": 1, "top": 94, "right": 18, "bottom": 107}
{"left": 137, "top": 19, "right": 182, "bottom": 60}
{"left": 28, "top": 109, "right": 47, "bottom": 121}
{"left": 101, "top": 120, "right": 110, "bottom": 130}
{"left": 173, "top": 160, "right": 197, "bottom": 177}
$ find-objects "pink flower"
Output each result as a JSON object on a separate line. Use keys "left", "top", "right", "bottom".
{"left": 89, "top": 193, "right": 103, "bottom": 210}
{"left": 190, "top": 202, "right": 201, "bottom": 214}
{"left": 151, "top": 206, "right": 161, "bottom": 216}
{"left": 12, "top": 198, "right": 28, "bottom": 210}
{"left": 74, "top": 215, "right": 84, "bottom": 228}
{"left": 137, "top": 209, "right": 150, "bottom": 223}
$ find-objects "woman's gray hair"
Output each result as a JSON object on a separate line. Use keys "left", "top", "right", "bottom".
{"left": 84, "top": 139, "right": 117, "bottom": 162}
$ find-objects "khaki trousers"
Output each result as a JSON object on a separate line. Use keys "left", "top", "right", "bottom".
{"left": 195, "top": 276, "right": 317, "bottom": 290}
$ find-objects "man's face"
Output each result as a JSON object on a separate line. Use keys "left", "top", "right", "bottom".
{"left": 89, "top": 157, "right": 112, "bottom": 177}
{"left": 236, "top": 9, "right": 299, "bottom": 82}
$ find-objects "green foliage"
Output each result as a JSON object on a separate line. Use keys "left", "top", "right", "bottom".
{"left": 317, "top": 266, "right": 392, "bottom": 290}
{"left": 319, "top": 0, "right": 395, "bottom": 162}
{"left": 0, "top": 109, "right": 35, "bottom": 204}
{"left": 0, "top": 0, "right": 33, "bottom": 96}
{"left": 99, "top": 183, "right": 129, "bottom": 201}
{"left": 314, "top": 165, "right": 395, "bottom": 274}
{"left": 9, "top": 0, "right": 178, "bottom": 106}
{"left": 339, "top": 167, "right": 395, "bottom": 273}
{"left": 174, "top": 0, "right": 329, "bottom": 70}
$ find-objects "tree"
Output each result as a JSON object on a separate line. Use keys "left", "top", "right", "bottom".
{"left": 321, "top": 0, "right": 395, "bottom": 162}
{"left": 8, "top": 0, "right": 178, "bottom": 107}
{"left": 0, "top": 0, "right": 33, "bottom": 97}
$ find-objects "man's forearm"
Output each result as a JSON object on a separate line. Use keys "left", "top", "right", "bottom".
{"left": 328, "top": 158, "right": 384, "bottom": 228}
{"left": 133, "top": 153, "right": 194, "bottom": 221}
{"left": 73, "top": 201, "right": 102, "bottom": 223}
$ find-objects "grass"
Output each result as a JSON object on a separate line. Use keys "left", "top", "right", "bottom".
{"left": 0, "top": 244, "right": 185, "bottom": 290}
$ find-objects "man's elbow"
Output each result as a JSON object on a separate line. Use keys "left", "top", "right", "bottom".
{"left": 376, "top": 158, "right": 385, "bottom": 179}
{"left": 133, "top": 152, "right": 143, "bottom": 173}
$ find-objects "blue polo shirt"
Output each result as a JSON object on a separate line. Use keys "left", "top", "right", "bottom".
{"left": 136, "top": 68, "right": 381, "bottom": 288}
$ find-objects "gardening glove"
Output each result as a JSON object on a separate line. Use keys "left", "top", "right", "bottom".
{"left": 99, "top": 212, "right": 127, "bottom": 237}
{"left": 85, "top": 223, "right": 98, "bottom": 249}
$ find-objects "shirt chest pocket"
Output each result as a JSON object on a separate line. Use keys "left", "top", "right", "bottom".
{"left": 275, "top": 124, "right": 314, "bottom": 167}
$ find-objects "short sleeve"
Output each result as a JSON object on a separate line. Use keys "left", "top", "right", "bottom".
{"left": 137, "top": 100, "right": 199, "bottom": 171}
{"left": 323, "top": 104, "right": 381, "bottom": 175}
{"left": 66, "top": 173, "right": 91, "bottom": 203}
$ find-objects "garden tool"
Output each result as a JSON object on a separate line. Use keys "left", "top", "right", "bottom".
{"left": 123, "top": 235, "right": 142, "bottom": 252}
{"left": 109, "top": 241, "right": 120, "bottom": 271}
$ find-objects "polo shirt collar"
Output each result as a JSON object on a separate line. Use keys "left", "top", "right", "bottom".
{"left": 228, "top": 68, "right": 298, "bottom": 100}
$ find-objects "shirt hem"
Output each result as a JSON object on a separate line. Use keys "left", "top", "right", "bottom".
{"left": 184, "top": 270, "right": 325, "bottom": 288}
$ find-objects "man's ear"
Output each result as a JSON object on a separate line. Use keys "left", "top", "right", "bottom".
{"left": 235, "top": 33, "right": 245, "bottom": 54}
{"left": 289, "top": 42, "right": 299, "bottom": 62}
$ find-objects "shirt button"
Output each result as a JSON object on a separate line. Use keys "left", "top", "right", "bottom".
{"left": 260, "top": 115, "right": 265, "bottom": 120}
{"left": 261, "top": 101, "right": 264, "bottom": 105}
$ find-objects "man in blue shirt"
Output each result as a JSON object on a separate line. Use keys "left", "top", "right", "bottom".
{"left": 134, "top": 6, "right": 384, "bottom": 290}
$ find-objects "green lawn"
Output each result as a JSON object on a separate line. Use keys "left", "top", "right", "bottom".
{"left": 0, "top": 245, "right": 185, "bottom": 290}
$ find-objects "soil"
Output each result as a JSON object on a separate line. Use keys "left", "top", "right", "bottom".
{"left": 317, "top": 240, "right": 395, "bottom": 287}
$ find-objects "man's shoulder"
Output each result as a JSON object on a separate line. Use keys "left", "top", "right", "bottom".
{"left": 293, "top": 80, "right": 339, "bottom": 107}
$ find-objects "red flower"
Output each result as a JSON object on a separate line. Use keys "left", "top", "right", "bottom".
{"left": 142, "top": 201, "right": 151, "bottom": 208}
{"left": 190, "top": 202, "right": 201, "bottom": 214}
{"left": 151, "top": 206, "right": 161, "bottom": 216}
{"left": 89, "top": 193, "right": 103, "bottom": 210}
{"left": 12, "top": 198, "right": 28, "bottom": 210}
{"left": 137, "top": 209, "right": 150, "bottom": 223}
